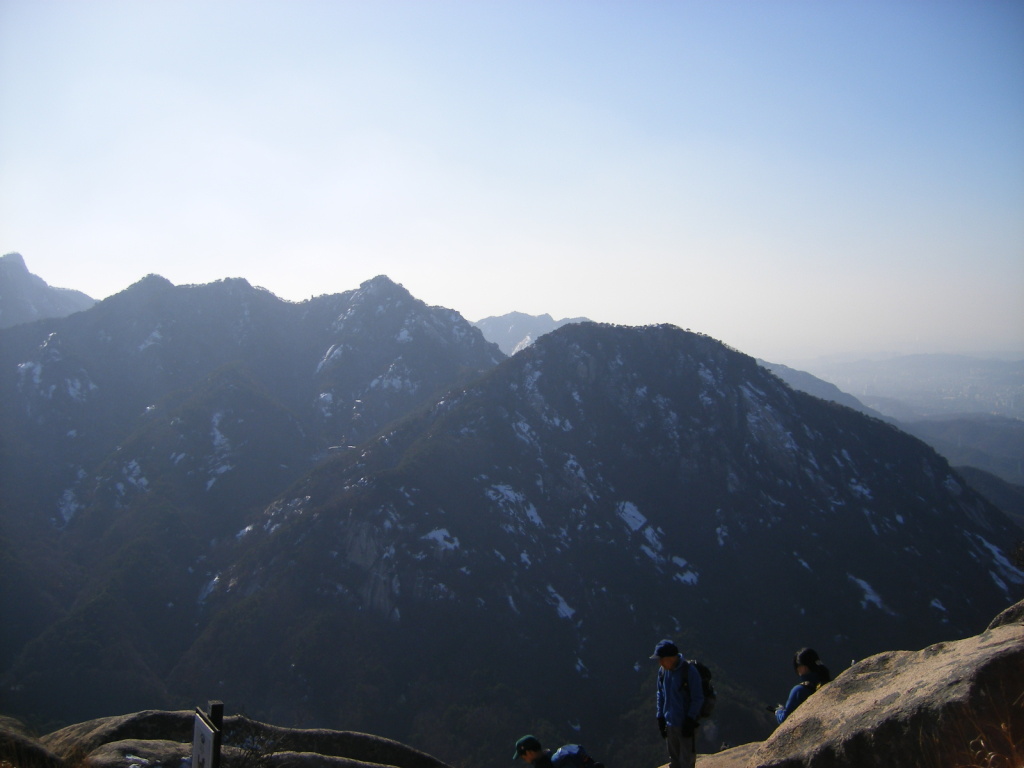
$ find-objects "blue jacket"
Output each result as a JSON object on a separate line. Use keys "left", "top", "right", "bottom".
{"left": 775, "top": 673, "right": 819, "bottom": 724}
{"left": 656, "top": 658, "right": 705, "bottom": 726}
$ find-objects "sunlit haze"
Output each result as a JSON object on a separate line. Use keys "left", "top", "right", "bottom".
{"left": 2, "top": 1, "right": 1022, "bottom": 364}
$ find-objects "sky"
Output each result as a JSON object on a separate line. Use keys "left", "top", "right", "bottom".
{"left": 1, "top": 1, "right": 1022, "bottom": 365}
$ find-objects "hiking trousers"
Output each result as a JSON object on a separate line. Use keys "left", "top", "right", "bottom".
{"left": 666, "top": 725, "right": 696, "bottom": 768}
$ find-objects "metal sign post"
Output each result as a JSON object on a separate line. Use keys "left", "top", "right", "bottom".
{"left": 192, "top": 701, "right": 223, "bottom": 768}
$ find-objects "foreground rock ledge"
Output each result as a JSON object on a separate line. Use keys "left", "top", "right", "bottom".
{"left": 698, "top": 598, "right": 1024, "bottom": 768}
{"left": 34, "top": 711, "right": 453, "bottom": 768}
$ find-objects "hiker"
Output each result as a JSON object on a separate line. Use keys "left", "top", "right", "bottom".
{"left": 514, "top": 736, "right": 553, "bottom": 767}
{"left": 774, "top": 647, "right": 832, "bottom": 725}
{"left": 513, "top": 736, "right": 602, "bottom": 768}
{"left": 652, "top": 639, "right": 704, "bottom": 768}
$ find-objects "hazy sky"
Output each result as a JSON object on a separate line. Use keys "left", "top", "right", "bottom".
{"left": 1, "top": 1, "right": 1022, "bottom": 364}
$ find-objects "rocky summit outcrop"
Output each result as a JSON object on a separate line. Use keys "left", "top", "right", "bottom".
{"left": 696, "top": 598, "right": 1024, "bottom": 768}
{"left": 30, "top": 709, "right": 453, "bottom": 768}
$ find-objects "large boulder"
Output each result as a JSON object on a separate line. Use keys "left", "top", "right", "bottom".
{"left": 696, "top": 742, "right": 761, "bottom": 767}
{"left": 751, "top": 599, "right": 1024, "bottom": 768}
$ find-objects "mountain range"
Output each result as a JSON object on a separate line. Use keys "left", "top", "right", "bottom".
{"left": 0, "top": 263, "right": 1022, "bottom": 768}
{"left": 469, "top": 309, "right": 1024, "bottom": 490}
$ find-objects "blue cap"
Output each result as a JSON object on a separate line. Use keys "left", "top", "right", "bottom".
{"left": 650, "top": 639, "right": 679, "bottom": 659}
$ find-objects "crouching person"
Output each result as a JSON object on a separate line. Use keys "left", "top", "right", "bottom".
{"left": 513, "top": 736, "right": 602, "bottom": 768}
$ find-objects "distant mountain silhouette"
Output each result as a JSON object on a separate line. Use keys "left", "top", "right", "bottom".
{"left": 760, "top": 359, "right": 1024, "bottom": 496}
{"left": 953, "top": 466, "right": 1024, "bottom": 531}
{"left": 756, "top": 360, "right": 887, "bottom": 421}
{"left": 474, "top": 311, "right": 590, "bottom": 355}
{"left": 0, "top": 252, "right": 95, "bottom": 328}
{"left": 899, "top": 413, "right": 1024, "bottom": 487}
{"left": 0, "top": 281, "right": 1020, "bottom": 768}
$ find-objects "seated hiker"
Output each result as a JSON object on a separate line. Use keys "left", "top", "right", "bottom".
{"left": 513, "top": 736, "right": 602, "bottom": 768}
{"left": 775, "top": 647, "right": 832, "bottom": 724}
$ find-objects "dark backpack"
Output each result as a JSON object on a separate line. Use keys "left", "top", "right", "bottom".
{"left": 672, "top": 659, "right": 717, "bottom": 719}
{"left": 551, "top": 744, "right": 603, "bottom": 768}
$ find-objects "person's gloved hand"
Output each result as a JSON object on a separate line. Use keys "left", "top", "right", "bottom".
{"left": 657, "top": 717, "right": 667, "bottom": 738}
{"left": 681, "top": 718, "right": 699, "bottom": 737}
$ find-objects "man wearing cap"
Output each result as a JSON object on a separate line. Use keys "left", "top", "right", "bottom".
{"left": 651, "top": 639, "right": 703, "bottom": 768}
{"left": 513, "top": 736, "right": 551, "bottom": 767}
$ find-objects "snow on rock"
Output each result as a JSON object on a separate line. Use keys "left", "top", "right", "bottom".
{"left": 66, "top": 376, "right": 96, "bottom": 402}
{"left": 964, "top": 531, "right": 1024, "bottom": 597}
{"left": 317, "top": 391, "right": 336, "bottom": 417}
{"left": 848, "top": 574, "right": 897, "bottom": 615}
{"left": 58, "top": 489, "right": 80, "bottom": 523}
{"left": 211, "top": 412, "right": 230, "bottom": 452}
{"left": 513, "top": 418, "right": 541, "bottom": 450}
{"left": 422, "top": 527, "right": 460, "bottom": 551}
{"left": 943, "top": 475, "right": 963, "bottom": 495}
{"left": 617, "top": 501, "right": 646, "bottom": 532}
{"left": 547, "top": 585, "right": 576, "bottom": 619}
{"left": 122, "top": 459, "right": 149, "bottom": 491}
{"left": 138, "top": 327, "right": 163, "bottom": 351}
{"left": 671, "top": 556, "right": 699, "bottom": 584}
{"left": 643, "top": 525, "right": 664, "bottom": 552}
{"left": 198, "top": 574, "right": 221, "bottom": 605}
{"left": 487, "top": 484, "right": 544, "bottom": 529}
{"left": 17, "top": 361, "right": 43, "bottom": 387}
{"left": 849, "top": 479, "right": 873, "bottom": 499}
{"left": 316, "top": 344, "right": 346, "bottom": 373}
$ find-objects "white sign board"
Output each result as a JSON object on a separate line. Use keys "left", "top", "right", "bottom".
{"left": 192, "top": 710, "right": 217, "bottom": 768}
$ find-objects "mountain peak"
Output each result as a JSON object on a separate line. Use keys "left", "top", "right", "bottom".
{"left": 0, "top": 252, "right": 29, "bottom": 275}
{"left": 126, "top": 273, "right": 175, "bottom": 292}
{"left": 0, "top": 252, "right": 95, "bottom": 328}
{"left": 358, "top": 274, "right": 409, "bottom": 296}
{"left": 473, "top": 310, "right": 593, "bottom": 355}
